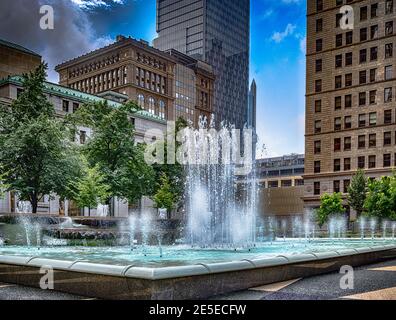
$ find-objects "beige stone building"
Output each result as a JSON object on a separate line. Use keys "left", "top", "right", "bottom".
{"left": 55, "top": 35, "right": 214, "bottom": 127}
{"left": 304, "top": 0, "right": 396, "bottom": 218}
{"left": 0, "top": 39, "right": 41, "bottom": 79}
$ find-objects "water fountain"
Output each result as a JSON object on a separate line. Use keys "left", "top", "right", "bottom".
{"left": 359, "top": 216, "right": 366, "bottom": 239}
{"left": 382, "top": 220, "right": 389, "bottom": 239}
{"left": 370, "top": 218, "right": 377, "bottom": 239}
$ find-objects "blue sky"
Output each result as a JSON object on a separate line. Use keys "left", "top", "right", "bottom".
{"left": 73, "top": 0, "right": 307, "bottom": 158}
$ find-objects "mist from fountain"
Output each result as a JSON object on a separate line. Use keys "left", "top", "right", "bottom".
{"left": 359, "top": 216, "right": 366, "bottom": 239}
{"left": 185, "top": 122, "right": 257, "bottom": 248}
{"left": 370, "top": 218, "right": 377, "bottom": 239}
{"left": 96, "top": 204, "right": 109, "bottom": 217}
{"left": 382, "top": 220, "right": 389, "bottom": 239}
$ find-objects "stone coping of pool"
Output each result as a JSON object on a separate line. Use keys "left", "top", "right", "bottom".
{"left": 0, "top": 244, "right": 395, "bottom": 280}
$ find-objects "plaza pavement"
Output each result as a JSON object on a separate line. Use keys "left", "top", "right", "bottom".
{"left": 0, "top": 259, "right": 395, "bottom": 300}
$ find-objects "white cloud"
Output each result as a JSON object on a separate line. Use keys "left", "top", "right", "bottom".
{"left": 271, "top": 23, "right": 296, "bottom": 43}
{"left": 71, "top": 0, "right": 124, "bottom": 9}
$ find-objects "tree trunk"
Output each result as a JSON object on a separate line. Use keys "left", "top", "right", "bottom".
{"left": 31, "top": 193, "right": 38, "bottom": 214}
{"left": 88, "top": 207, "right": 91, "bottom": 217}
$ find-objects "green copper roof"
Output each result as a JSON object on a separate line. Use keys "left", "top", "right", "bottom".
{"left": 0, "top": 39, "right": 41, "bottom": 57}
{"left": 0, "top": 75, "right": 166, "bottom": 124}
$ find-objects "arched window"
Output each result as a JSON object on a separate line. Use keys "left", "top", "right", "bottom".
{"left": 159, "top": 100, "right": 166, "bottom": 120}
{"left": 137, "top": 94, "right": 145, "bottom": 108}
{"left": 148, "top": 97, "right": 156, "bottom": 115}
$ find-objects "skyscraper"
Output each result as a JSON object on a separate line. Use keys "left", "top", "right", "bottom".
{"left": 248, "top": 79, "right": 257, "bottom": 158}
{"left": 304, "top": 0, "right": 396, "bottom": 219}
{"left": 153, "top": 0, "right": 250, "bottom": 130}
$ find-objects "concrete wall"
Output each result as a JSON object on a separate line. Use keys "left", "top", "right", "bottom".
{"left": 259, "top": 186, "right": 305, "bottom": 217}
{"left": 0, "top": 46, "right": 41, "bottom": 79}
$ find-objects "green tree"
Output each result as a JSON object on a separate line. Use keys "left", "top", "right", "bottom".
{"left": 0, "top": 64, "right": 80, "bottom": 213}
{"left": 153, "top": 173, "right": 176, "bottom": 218}
{"left": 316, "top": 193, "right": 346, "bottom": 227}
{"left": 69, "top": 100, "right": 155, "bottom": 214}
{"left": 347, "top": 169, "right": 368, "bottom": 216}
{"left": 153, "top": 117, "right": 188, "bottom": 207}
{"left": 70, "top": 162, "right": 110, "bottom": 216}
{"left": 364, "top": 175, "right": 396, "bottom": 220}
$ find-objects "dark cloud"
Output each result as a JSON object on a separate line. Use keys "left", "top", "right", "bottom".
{"left": 0, "top": 0, "right": 113, "bottom": 82}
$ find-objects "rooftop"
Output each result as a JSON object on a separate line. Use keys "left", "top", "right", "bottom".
{"left": 0, "top": 39, "right": 41, "bottom": 58}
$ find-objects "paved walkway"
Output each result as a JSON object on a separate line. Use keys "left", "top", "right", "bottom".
{"left": 211, "top": 259, "right": 396, "bottom": 300}
{"left": 0, "top": 259, "right": 395, "bottom": 300}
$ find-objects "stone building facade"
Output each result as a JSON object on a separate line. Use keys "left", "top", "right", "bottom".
{"left": 55, "top": 36, "right": 214, "bottom": 127}
{"left": 0, "top": 39, "right": 41, "bottom": 80}
{"left": 304, "top": 0, "right": 396, "bottom": 218}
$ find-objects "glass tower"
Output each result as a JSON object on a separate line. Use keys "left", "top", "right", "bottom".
{"left": 154, "top": 0, "right": 250, "bottom": 129}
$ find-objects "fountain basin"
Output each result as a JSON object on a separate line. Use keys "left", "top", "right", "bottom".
{"left": 0, "top": 241, "right": 395, "bottom": 299}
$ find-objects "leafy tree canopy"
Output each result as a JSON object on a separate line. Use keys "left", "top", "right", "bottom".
{"left": 316, "top": 192, "right": 346, "bottom": 227}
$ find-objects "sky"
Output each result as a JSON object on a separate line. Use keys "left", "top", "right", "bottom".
{"left": 0, "top": 0, "right": 307, "bottom": 158}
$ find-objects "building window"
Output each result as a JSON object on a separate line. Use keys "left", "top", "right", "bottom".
{"left": 336, "top": 13, "right": 343, "bottom": 27}
{"left": 335, "top": 96, "right": 342, "bottom": 110}
{"left": 370, "top": 47, "right": 378, "bottom": 61}
{"left": 386, "top": 0, "right": 394, "bottom": 14}
{"left": 371, "top": 3, "right": 378, "bottom": 18}
{"left": 315, "top": 79, "right": 322, "bottom": 92}
{"left": 334, "top": 117, "right": 342, "bottom": 131}
{"left": 334, "top": 159, "right": 341, "bottom": 172}
{"left": 360, "top": 6, "right": 368, "bottom": 21}
{"left": 369, "top": 90, "right": 377, "bottom": 104}
{"left": 359, "top": 70, "right": 366, "bottom": 84}
{"left": 315, "top": 120, "right": 322, "bottom": 133}
{"left": 316, "top": 0, "right": 323, "bottom": 11}
{"left": 359, "top": 114, "right": 366, "bottom": 127}
{"left": 370, "top": 25, "right": 378, "bottom": 39}
{"left": 384, "top": 154, "right": 391, "bottom": 167}
{"left": 386, "top": 21, "right": 394, "bottom": 36}
{"left": 336, "top": 34, "right": 343, "bottom": 47}
{"left": 148, "top": 97, "right": 156, "bottom": 115}
{"left": 296, "top": 179, "right": 304, "bottom": 186}
{"left": 316, "top": 59, "right": 323, "bottom": 72}
{"left": 344, "top": 180, "right": 350, "bottom": 193}
{"left": 315, "top": 100, "right": 322, "bottom": 113}
{"left": 335, "top": 76, "right": 342, "bottom": 89}
{"left": 369, "top": 112, "right": 377, "bottom": 126}
{"left": 316, "top": 18, "right": 323, "bottom": 32}
{"left": 369, "top": 134, "right": 377, "bottom": 148}
{"left": 384, "top": 131, "right": 392, "bottom": 146}
{"left": 269, "top": 181, "right": 279, "bottom": 188}
{"left": 281, "top": 180, "right": 292, "bottom": 187}
{"left": 335, "top": 55, "right": 342, "bottom": 68}
{"left": 345, "top": 52, "right": 352, "bottom": 66}
{"left": 158, "top": 100, "right": 166, "bottom": 120}
{"left": 368, "top": 155, "right": 376, "bottom": 169}
{"left": 358, "top": 156, "right": 365, "bottom": 169}
{"left": 334, "top": 180, "right": 340, "bottom": 193}
{"left": 360, "top": 49, "right": 367, "bottom": 63}
{"left": 345, "top": 94, "right": 352, "bottom": 108}
{"left": 137, "top": 94, "right": 145, "bottom": 108}
{"left": 385, "top": 88, "right": 393, "bottom": 102}
{"left": 79, "top": 130, "right": 87, "bottom": 145}
{"left": 62, "top": 100, "right": 69, "bottom": 113}
{"left": 345, "top": 73, "right": 352, "bottom": 87}
{"left": 314, "top": 161, "right": 321, "bottom": 173}
{"left": 370, "top": 69, "right": 376, "bottom": 82}
{"left": 360, "top": 28, "right": 368, "bottom": 42}
{"left": 334, "top": 138, "right": 341, "bottom": 151}
{"left": 384, "top": 110, "right": 392, "bottom": 124}
{"left": 344, "top": 158, "right": 351, "bottom": 171}
{"left": 385, "top": 43, "right": 393, "bottom": 59}
{"left": 346, "top": 31, "right": 353, "bottom": 45}
{"left": 359, "top": 92, "right": 366, "bottom": 106}
{"left": 385, "top": 65, "right": 393, "bottom": 80}
{"left": 314, "top": 182, "right": 321, "bottom": 195}
{"left": 358, "top": 135, "right": 366, "bottom": 149}
{"left": 314, "top": 140, "right": 321, "bottom": 154}
{"left": 344, "top": 137, "right": 351, "bottom": 150}
{"left": 316, "top": 39, "right": 323, "bottom": 52}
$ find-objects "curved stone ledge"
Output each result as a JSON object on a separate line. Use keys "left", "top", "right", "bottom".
{"left": 26, "top": 258, "right": 74, "bottom": 270}
{"left": 70, "top": 262, "right": 125, "bottom": 276}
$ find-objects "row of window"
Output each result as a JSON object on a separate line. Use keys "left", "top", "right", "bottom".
{"left": 316, "top": 0, "right": 393, "bottom": 15}
{"left": 136, "top": 52, "right": 167, "bottom": 72}
{"left": 314, "top": 109, "right": 395, "bottom": 133}
{"left": 136, "top": 94, "right": 166, "bottom": 119}
{"left": 135, "top": 67, "right": 166, "bottom": 94}
{"left": 68, "top": 54, "right": 121, "bottom": 79}
{"left": 61, "top": 100, "right": 80, "bottom": 114}
{"left": 262, "top": 179, "right": 304, "bottom": 189}
{"left": 69, "top": 67, "right": 127, "bottom": 94}
{"left": 314, "top": 131, "right": 396, "bottom": 155}
{"left": 314, "top": 153, "right": 395, "bottom": 176}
